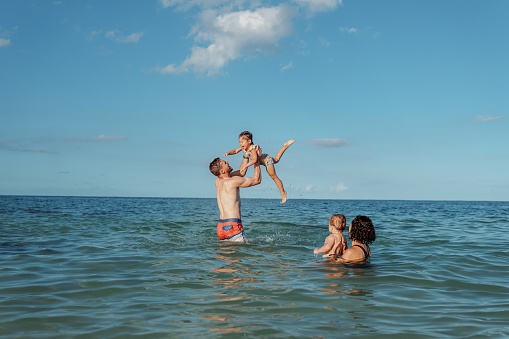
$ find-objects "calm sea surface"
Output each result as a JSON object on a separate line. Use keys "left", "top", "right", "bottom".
{"left": 1, "top": 196, "right": 509, "bottom": 338}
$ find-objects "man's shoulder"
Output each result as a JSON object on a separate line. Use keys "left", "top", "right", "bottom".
{"left": 217, "top": 175, "right": 240, "bottom": 187}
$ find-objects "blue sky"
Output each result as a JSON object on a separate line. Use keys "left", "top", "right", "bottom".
{"left": 1, "top": 0, "right": 508, "bottom": 201}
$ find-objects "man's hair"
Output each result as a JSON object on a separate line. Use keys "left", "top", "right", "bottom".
{"left": 349, "top": 216, "right": 376, "bottom": 244}
{"left": 239, "top": 131, "right": 253, "bottom": 142}
{"left": 209, "top": 157, "right": 222, "bottom": 176}
{"left": 329, "top": 214, "right": 346, "bottom": 231}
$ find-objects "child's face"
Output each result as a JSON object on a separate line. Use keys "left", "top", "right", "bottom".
{"left": 239, "top": 137, "right": 252, "bottom": 150}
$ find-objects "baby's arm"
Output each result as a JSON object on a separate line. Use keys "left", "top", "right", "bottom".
{"left": 223, "top": 146, "right": 243, "bottom": 157}
{"left": 314, "top": 235, "right": 334, "bottom": 255}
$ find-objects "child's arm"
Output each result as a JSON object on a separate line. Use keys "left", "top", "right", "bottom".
{"left": 223, "top": 146, "right": 243, "bottom": 157}
{"left": 314, "top": 235, "right": 334, "bottom": 255}
{"left": 238, "top": 145, "right": 259, "bottom": 173}
{"left": 231, "top": 147, "right": 262, "bottom": 177}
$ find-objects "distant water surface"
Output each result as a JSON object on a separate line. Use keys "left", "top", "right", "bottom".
{"left": 1, "top": 196, "right": 509, "bottom": 338}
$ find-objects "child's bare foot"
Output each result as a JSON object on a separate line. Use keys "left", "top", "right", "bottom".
{"left": 274, "top": 140, "right": 295, "bottom": 163}
{"left": 284, "top": 140, "right": 295, "bottom": 147}
{"left": 281, "top": 191, "right": 287, "bottom": 204}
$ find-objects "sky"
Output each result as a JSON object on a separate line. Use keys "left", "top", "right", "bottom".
{"left": 1, "top": 0, "right": 508, "bottom": 201}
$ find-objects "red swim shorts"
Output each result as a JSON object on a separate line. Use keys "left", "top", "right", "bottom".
{"left": 217, "top": 218, "right": 244, "bottom": 240}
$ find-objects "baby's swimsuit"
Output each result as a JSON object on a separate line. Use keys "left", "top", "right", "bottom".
{"left": 243, "top": 145, "right": 274, "bottom": 166}
{"left": 217, "top": 218, "right": 246, "bottom": 242}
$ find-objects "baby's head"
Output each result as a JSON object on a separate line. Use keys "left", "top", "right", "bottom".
{"left": 329, "top": 214, "right": 346, "bottom": 233}
{"left": 238, "top": 131, "right": 253, "bottom": 149}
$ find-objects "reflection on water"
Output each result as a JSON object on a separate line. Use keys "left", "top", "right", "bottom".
{"left": 1, "top": 196, "right": 509, "bottom": 338}
{"left": 317, "top": 262, "right": 372, "bottom": 304}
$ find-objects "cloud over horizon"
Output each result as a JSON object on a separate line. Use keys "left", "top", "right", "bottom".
{"left": 306, "top": 138, "right": 349, "bottom": 148}
{"left": 68, "top": 135, "right": 128, "bottom": 142}
{"left": 331, "top": 182, "right": 347, "bottom": 193}
{"left": 474, "top": 114, "right": 506, "bottom": 122}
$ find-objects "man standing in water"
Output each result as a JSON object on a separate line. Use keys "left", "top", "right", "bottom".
{"left": 209, "top": 148, "right": 262, "bottom": 242}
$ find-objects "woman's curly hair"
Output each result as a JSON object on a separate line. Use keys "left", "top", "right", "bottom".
{"left": 349, "top": 216, "right": 376, "bottom": 244}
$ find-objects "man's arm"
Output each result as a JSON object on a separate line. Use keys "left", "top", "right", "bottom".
{"left": 230, "top": 161, "right": 261, "bottom": 188}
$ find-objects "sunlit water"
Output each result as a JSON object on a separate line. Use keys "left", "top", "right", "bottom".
{"left": 1, "top": 196, "right": 509, "bottom": 338}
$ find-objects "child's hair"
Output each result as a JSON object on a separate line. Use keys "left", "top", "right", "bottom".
{"left": 209, "top": 157, "right": 222, "bottom": 176}
{"left": 349, "top": 215, "right": 376, "bottom": 244}
{"left": 329, "top": 214, "right": 346, "bottom": 231}
{"left": 239, "top": 131, "right": 253, "bottom": 142}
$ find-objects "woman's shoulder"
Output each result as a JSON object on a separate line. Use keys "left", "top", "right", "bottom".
{"left": 342, "top": 244, "right": 369, "bottom": 262}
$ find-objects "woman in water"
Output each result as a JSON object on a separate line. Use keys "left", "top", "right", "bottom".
{"left": 338, "top": 215, "right": 376, "bottom": 263}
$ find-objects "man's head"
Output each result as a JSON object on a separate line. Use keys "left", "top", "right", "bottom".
{"left": 209, "top": 157, "right": 232, "bottom": 177}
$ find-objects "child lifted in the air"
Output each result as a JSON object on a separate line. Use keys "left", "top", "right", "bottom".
{"left": 223, "top": 131, "right": 294, "bottom": 203}
{"left": 314, "top": 214, "right": 348, "bottom": 258}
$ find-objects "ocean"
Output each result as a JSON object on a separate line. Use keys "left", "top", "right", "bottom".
{"left": 1, "top": 196, "right": 508, "bottom": 338}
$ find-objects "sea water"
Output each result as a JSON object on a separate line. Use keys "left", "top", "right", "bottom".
{"left": 1, "top": 196, "right": 508, "bottom": 338}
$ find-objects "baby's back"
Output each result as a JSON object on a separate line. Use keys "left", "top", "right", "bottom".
{"left": 323, "top": 233, "right": 347, "bottom": 257}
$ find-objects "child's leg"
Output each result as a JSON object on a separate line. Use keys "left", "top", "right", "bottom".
{"left": 273, "top": 139, "right": 295, "bottom": 164}
{"left": 266, "top": 164, "right": 287, "bottom": 203}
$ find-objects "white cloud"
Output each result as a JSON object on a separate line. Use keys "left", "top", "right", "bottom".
{"left": 0, "top": 25, "right": 17, "bottom": 47}
{"left": 319, "top": 37, "right": 330, "bottom": 47}
{"left": 339, "top": 26, "right": 358, "bottom": 34}
{"left": 157, "top": 5, "right": 297, "bottom": 76}
{"left": 331, "top": 182, "right": 347, "bottom": 192}
{"left": 305, "top": 184, "right": 314, "bottom": 192}
{"left": 474, "top": 114, "right": 506, "bottom": 122}
{"left": 0, "top": 38, "right": 10, "bottom": 47}
{"left": 105, "top": 30, "right": 117, "bottom": 39}
{"left": 14, "top": 148, "right": 52, "bottom": 153}
{"left": 293, "top": 0, "right": 342, "bottom": 13}
{"left": 281, "top": 61, "right": 293, "bottom": 71}
{"left": 105, "top": 30, "right": 144, "bottom": 43}
{"left": 158, "top": 0, "right": 346, "bottom": 76}
{"left": 119, "top": 32, "right": 144, "bottom": 43}
{"left": 159, "top": 0, "right": 238, "bottom": 11}
{"left": 306, "top": 138, "right": 349, "bottom": 148}
{"left": 69, "top": 135, "right": 127, "bottom": 142}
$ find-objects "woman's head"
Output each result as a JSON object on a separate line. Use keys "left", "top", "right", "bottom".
{"left": 349, "top": 215, "right": 376, "bottom": 244}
